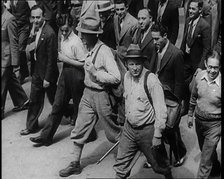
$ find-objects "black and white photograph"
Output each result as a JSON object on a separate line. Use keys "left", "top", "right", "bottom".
{"left": 2, "top": 0, "right": 221, "bottom": 178}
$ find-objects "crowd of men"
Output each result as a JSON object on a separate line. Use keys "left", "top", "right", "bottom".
{"left": 1, "top": 0, "right": 221, "bottom": 178}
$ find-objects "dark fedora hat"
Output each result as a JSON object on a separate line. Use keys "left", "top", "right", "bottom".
{"left": 76, "top": 16, "right": 103, "bottom": 34}
{"left": 125, "top": 44, "right": 147, "bottom": 60}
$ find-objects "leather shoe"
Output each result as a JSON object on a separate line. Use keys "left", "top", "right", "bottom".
{"left": 174, "top": 155, "right": 186, "bottom": 167}
{"left": 59, "top": 161, "right": 82, "bottom": 177}
{"left": 12, "top": 100, "right": 29, "bottom": 112}
{"left": 30, "top": 136, "right": 52, "bottom": 146}
{"left": 20, "top": 129, "right": 32, "bottom": 135}
{"left": 20, "top": 128, "right": 38, "bottom": 135}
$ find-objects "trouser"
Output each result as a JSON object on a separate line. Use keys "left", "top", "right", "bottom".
{"left": 195, "top": 116, "right": 221, "bottom": 179}
{"left": 182, "top": 53, "right": 195, "bottom": 112}
{"left": 26, "top": 73, "right": 57, "bottom": 131}
{"left": 70, "top": 88, "right": 122, "bottom": 144}
{"left": 1, "top": 66, "right": 28, "bottom": 111}
{"left": 164, "top": 126, "right": 187, "bottom": 161}
{"left": 40, "top": 67, "right": 84, "bottom": 141}
{"left": 18, "top": 25, "right": 30, "bottom": 80}
{"left": 114, "top": 121, "right": 171, "bottom": 178}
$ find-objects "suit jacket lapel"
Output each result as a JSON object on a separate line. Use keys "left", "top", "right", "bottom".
{"left": 119, "top": 13, "right": 131, "bottom": 41}
{"left": 141, "top": 31, "right": 153, "bottom": 50}
{"left": 158, "top": 43, "right": 172, "bottom": 73}
{"left": 1, "top": 10, "right": 8, "bottom": 26}
{"left": 148, "top": 49, "right": 157, "bottom": 73}
{"left": 36, "top": 24, "right": 46, "bottom": 50}
{"left": 191, "top": 17, "right": 201, "bottom": 43}
{"left": 114, "top": 15, "right": 120, "bottom": 44}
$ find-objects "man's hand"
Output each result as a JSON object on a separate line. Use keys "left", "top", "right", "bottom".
{"left": 187, "top": 116, "right": 194, "bottom": 128}
{"left": 152, "top": 136, "right": 161, "bottom": 147}
{"left": 85, "top": 61, "right": 97, "bottom": 76}
{"left": 58, "top": 51, "right": 66, "bottom": 62}
{"left": 43, "top": 79, "right": 50, "bottom": 88}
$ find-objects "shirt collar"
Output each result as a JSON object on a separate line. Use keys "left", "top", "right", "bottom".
{"left": 160, "top": 0, "right": 168, "bottom": 7}
{"left": 201, "top": 72, "right": 221, "bottom": 86}
{"left": 189, "top": 15, "right": 200, "bottom": 26}
{"left": 61, "top": 30, "right": 74, "bottom": 41}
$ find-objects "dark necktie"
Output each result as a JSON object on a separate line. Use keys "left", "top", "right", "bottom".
{"left": 186, "top": 20, "right": 194, "bottom": 47}
{"left": 118, "top": 18, "right": 122, "bottom": 34}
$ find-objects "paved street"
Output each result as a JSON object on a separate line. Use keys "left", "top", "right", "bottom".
{"left": 2, "top": 63, "right": 221, "bottom": 179}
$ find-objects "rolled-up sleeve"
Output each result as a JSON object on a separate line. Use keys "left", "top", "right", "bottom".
{"left": 95, "top": 45, "right": 121, "bottom": 85}
{"left": 148, "top": 75, "right": 167, "bottom": 138}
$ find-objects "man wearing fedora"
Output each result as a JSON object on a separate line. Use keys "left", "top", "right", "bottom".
{"left": 59, "top": 16, "right": 122, "bottom": 177}
{"left": 96, "top": 0, "right": 117, "bottom": 50}
{"left": 113, "top": 44, "right": 173, "bottom": 179}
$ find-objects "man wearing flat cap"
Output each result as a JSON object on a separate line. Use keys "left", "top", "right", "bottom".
{"left": 113, "top": 44, "right": 173, "bottom": 178}
{"left": 59, "top": 16, "right": 122, "bottom": 177}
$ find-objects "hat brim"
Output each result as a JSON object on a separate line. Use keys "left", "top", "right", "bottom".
{"left": 76, "top": 26, "right": 103, "bottom": 34}
{"left": 125, "top": 55, "right": 147, "bottom": 60}
{"left": 95, "top": 5, "right": 114, "bottom": 12}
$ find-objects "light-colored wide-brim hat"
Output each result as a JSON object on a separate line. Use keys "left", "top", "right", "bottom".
{"left": 76, "top": 17, "right": 103, "bottom": 34}
{"left": 95, "top": 1, "right": 114, "bottom": 12}
{"left": 125, "top": 44, "right": 147, "bottom": 60}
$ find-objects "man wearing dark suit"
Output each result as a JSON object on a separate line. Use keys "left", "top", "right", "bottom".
{"left": 20, "top": 5, "right": 59, "bottom": 135}
{"left": 1, "top": 2, "right": 29, "bottom": 119}
{"left": 149, "top": 23, "right": 187, "bottom": 167}
{"left": 180, "top": 0, "right": 211, "bottom": 115}
{"left": 97, "top": 1, "right": 117, "bottom": 50}
{"left": 154, "top": 0, "right": 179, "bottom": 45}
{"left": 132, "top": 8, "right": 154, "bottom": 69}
{"left": 114, "top": 0, "right": 138, "bottom": 64}
{"left": 9, "top": 0, "right": 31, "bottom": 84}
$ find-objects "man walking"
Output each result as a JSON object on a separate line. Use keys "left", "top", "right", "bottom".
{"left": 149, "top": 23, "right": 187, "bottom": 167}
{"left": 20, "top": 5, "right": 59, "bottom": 135}
{"left": 59, "top": 16, "right": 122, "bottom": 177}
{"left": 114, "top": 44, "right": 172, "bottom": 179}
{"left": 1, "top": 1, "right": 29, "bottom": 119}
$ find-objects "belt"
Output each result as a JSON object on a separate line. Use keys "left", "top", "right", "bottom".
{"left": 195, "top": 112, "right": 221, "bottom": 121}
{"left": 63, "top": 63, "right": 75, "bottom": 68}
{"left": 127, "top": 120, "right": 155, "bottom": 130}
{"left": 85, "top": 86, "right": 105, "bottom": 92}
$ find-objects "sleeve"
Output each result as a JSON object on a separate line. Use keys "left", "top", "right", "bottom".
{"left": 148, "top": 74, "right": 167, "bottom": 138}
{"left": 95, "top": 46, "right": 121, "bottom": 85}
{"left": 173, "top": 50, "right": 185, "bottom": 101}
{"left": 188, "top": 73, "right": 199, "bottom": 117}
{"left": 198, "top": 22, "right": 211, "bottom": 69}
{"left": 169, "top": 7, "right": 179, "bottom": 44}
{"left": 7, "top": 17, "right": 19, "bottom": 66}
{"left": 45, "top": 31, "right": 58, "bottom": 82}
{"left": 72, "top": 40, "right": 86, "bottom": 62}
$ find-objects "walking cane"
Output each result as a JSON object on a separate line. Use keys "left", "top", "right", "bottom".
{"left": 97, "top": 141, "right": 120, "bottom": 164}
{"left": 97, "top": 140, "right": 142, "bottom": 170}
